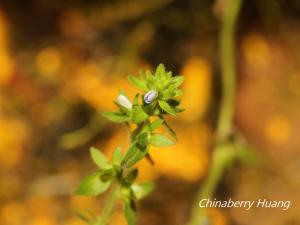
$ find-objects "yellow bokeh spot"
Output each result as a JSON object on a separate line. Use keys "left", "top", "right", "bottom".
{"left": 36, "top": 47, "right": 62, "bottom": 76}
{"left": 0, "top": 118, "right": 28, "bottom": 168}
{"left": 138, "top": 123, "right": 210, "bottom": 182}
{"left": 110, "top": 211, "right": 127, "bottom": 225}
{"left": 0, "top": 201, "right": 26, "bottom": 225}
{"left": 67, "top": 63, "right": 135, "bottom": 111}
{"left": 265, "top": 114, "right": 291, "bottom": 145}
{"left": 242, "top": 32, "right": 271, "bottom": 69}
{"left": 26, "top": 197, "right": 60, "bottom": 218}
{"left": 70, "top": 196, "right": 98, "bottom": 212}
{"left": 30, "top": 216, "right": 55, "bottom": 225}
{"left": 180, "top": 57, "right": 212, "bottom": 122}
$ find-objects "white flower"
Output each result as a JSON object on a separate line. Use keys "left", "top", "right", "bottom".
{"left": 117, "top": 94, "right": 132, "bottom": 109}
{"left": 144, "top": 90, "right": 158, "bottom": 104}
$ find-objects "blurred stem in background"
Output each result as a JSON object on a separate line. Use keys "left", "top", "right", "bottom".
{"left": 187, "top": 0, "right": 243, "bottom": 224}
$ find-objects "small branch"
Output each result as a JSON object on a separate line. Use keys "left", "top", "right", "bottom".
{"left": 186, "top": 0, "right": 243, "bottom": 224}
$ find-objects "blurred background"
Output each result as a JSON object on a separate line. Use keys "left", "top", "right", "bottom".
{"left": 0, "top": 0, "right": 300, "bottom": 224}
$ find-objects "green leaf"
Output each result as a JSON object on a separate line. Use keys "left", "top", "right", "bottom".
{"left": 136, "top": 132, "right": 148, "bottom": 146}
{"left": 158, "top": 100, "right": 177, "bottom": 116}
{"left": 148, "top": 119, "right": 164, "bottom": 131}
{"left": 131, "top": 182, "right": 155, "bottom": 200}
{"left": 172, "top": 76, "right": 185, "bottom": 87}
{"left": 122, "top": 144, "right": 148, "bottom": 168}
{"left": 90, "top": 147, "right": 111, "bottom": 170}
{"left": 149, "top": 134, "right": 175, "bottom": 146}
{"left": 131, "top": 105, "right": 148, "bottom": 124}
{"left": 128, "top": 76, "right": 148, "bottom": 91}
{"left": 161, "top": 119, "right": 177, "bottom": 140}
{"left": 155, "top": 64, "right": 166, "bottom": 78}
{"left": 174, "top": 89, "right": 183, "bottom": 97}
{"left": 125, "top": 149, "right": 148, "bottom": 167}
{"left": 124, "top": 200, "right": 136, "bottom": 225}
{"left": 132, "top": 94, "right": 139, "bottom": 105}
{"left": 122, "top": 142, "right": 139, "bottom": 164}
{"left": 174, "top": 107, "right": 185, "bottom": 113}
{"left": 102, "top": 112, "right": 129, "bottom": 123}
{"left": 75, "top": 172, "right": 111, "bottom": 196}
{"left": 161, "top": 88, "right": 175, "bottom": 100}
{"left": 112, "top": 147, "right": 123, "bottom": 166}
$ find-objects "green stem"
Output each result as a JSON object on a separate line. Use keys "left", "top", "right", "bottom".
{"left": 217, "top": 0, "right": 242, "bottom": 140}
{"left": 186, "top": 0, "right": 243, "bottom": 225}
{"left": 96, "top": 121, "right": 148, "bottom": 225}
{"left": 97, "top": 182, "right": 120, "bottom": 225}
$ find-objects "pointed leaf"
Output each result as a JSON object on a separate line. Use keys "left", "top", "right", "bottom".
{"left": 148, "top": 119, "right": 164, "bottom": 131}
{"left": 149, "top": 134, "right": 174, "bottom": 146}
{"left": 75, "top": 172, "right": 111, "bottom": 196}
{"left": 158, "top": 100, "right": 177, "bottom": 116}
{"left": 155, "top": 64, "right": 166, "bottom": 78}
{"left": 161, "top": 119, "right": 177, "bottom": 140}
{"left": 172, "top": 76, "right": 185, "bottom": 87}
{"left": 122, "top": 144, "right": 148, "bottom": 168}
{"left": 132, "top": 94, "right": 139, "bottom": 105}
{"left": 128, "top": 76, "right": 148, "bottom": 91}
{"left": 112, "top": 147, "right": 123, "bottom": 166}
{"left": 90, "top": 147, "right": 111, "bottom": 170}
{"left": 102, "top": 112, "right": 129, "bottom": 123}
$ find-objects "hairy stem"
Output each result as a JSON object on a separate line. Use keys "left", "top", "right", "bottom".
{"left": 97, "top": 122, "right": 148, "bottom": 225}
{"left": 97, "top": 182, "right": 120, "bottom": 225}
{"left": 186, "top": 0, "right": 243, "bottom": 225}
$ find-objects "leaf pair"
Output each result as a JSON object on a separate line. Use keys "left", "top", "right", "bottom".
{"left": 75, "top": 147, "right": 123, "bottom": 196}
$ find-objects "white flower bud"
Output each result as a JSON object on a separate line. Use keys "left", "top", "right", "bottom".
{"left": 144, "top": 90, "right": 158, "bottom": 104}
{"left": 117, "top": 94, "right": 132, "bottom": 109}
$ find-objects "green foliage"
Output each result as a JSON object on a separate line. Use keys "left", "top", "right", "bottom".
{"left": 90, "top": 147, "right": 111, "bottom": 170}
{"left": 149, "top": 134, "right": 174, "bottom": 146}
{"left": 131, "top": 105, "right": 148, "bottom": 124}
{"left": 75, "top": 64, "right": 184, "bottom": 225}
{"left": 75, "top": 172, "right": 111, "bottom": 196}
{"left": 112, "top": 147, "right": 123, "bottom": 166}
{"left": 102, "top": 112, "right": 129, "bottom": 123}
{"left": 124, "top": 200, "right": 136, "bottom": 225}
